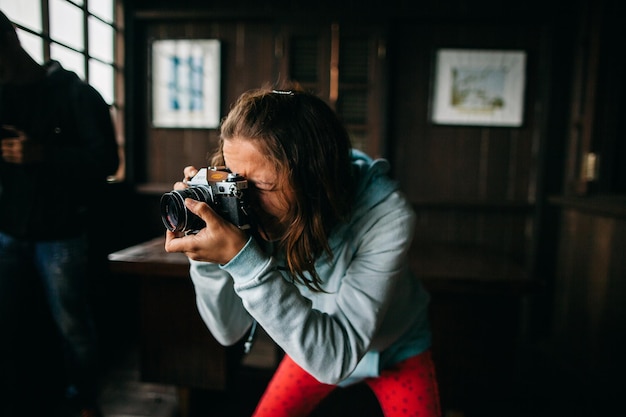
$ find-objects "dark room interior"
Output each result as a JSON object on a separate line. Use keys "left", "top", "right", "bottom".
{"left": 1, "top": 0, "right": 623, "bottom": 416}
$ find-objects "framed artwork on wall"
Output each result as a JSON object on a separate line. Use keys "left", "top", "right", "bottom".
{"left": 151, "top": 39, "right": 221, "bottom": 128}
{"left": 430, "top": 49, "right": 526, "bottom": 127}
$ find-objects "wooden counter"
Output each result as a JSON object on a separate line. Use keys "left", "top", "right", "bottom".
{"left": 108, "top": 235, "right": 190, "bottom": 278}
{"left": 107, "top": 236, "right": 242, "bottom": 393}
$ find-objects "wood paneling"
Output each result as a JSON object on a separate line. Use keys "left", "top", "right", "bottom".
{"left": 387, "top": 21, "right": 552, "bottom": 276}
{"left": 390, "top": 22, "right": 542, "bottom": 202}
{"left": 553, "top": 208, "right": 626, "bottom": 374}
{"left": 140, "top": 21, "right": 278, "bottom": 184}
{"left": 541, "top": 203, "right": 626, "bottom": 412}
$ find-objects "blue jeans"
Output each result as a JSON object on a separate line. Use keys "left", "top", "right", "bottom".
{"left": 0, "top": 231, "right": 99, "bottom": 408}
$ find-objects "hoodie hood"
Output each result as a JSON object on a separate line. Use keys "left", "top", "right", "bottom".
{"left": 351, "top": 148, "right": 400, "bottom": 215}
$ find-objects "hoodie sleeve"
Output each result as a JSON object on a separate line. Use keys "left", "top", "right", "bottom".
{"left": 189, "top": 256, "right": 254, "bottom": 345}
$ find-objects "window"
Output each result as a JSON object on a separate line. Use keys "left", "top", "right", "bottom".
{"left": 0, "top": 0, "right": 125, "bottom": 181}
{"left": 280, "top": 22, "right": 388, "bottom": 158}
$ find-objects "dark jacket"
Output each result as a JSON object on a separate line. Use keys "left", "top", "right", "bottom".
{"left": 0, "top": 60, "right": 119, "bottom": 240}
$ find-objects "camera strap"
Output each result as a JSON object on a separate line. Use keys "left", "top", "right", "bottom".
{"left": 243, "top": 320, "right": 258, "bottom": 354}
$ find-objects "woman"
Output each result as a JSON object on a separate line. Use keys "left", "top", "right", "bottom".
{"left": 165, "top": 86, "right": 441, "bottom": 417}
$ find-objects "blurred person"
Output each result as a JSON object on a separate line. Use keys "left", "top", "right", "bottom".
{"left": 165, "top": 85, "right": 441, "bottom": 417}
{"left": 0, "top": 10, "right": 119, "bottom": 417}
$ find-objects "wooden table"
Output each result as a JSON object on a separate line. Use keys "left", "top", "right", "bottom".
{"left": 108, "top": 235, "right": 190, "bottom": 277}
{"left": 108, "top": 237, "right": 243, "bottom": 396}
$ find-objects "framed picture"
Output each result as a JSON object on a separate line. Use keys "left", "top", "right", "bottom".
{"left": 151, "top": 39, "right": 221, "bottom": 128}
{"left": 430, "top": 49, "right": 526, "bottom": 127}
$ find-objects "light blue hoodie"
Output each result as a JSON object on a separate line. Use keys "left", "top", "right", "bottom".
{"left": 189, "top": 149, "right": 431, "bottom": 385}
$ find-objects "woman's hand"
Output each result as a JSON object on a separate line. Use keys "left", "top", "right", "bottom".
{"left": 164, "top": 198, "right": 249, "bottom": 264}
{"left": 172, "top": 165, "right": 199, "bottom": 190}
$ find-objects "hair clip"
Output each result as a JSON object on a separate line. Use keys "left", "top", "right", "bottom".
{"left": 271, "top": 90, "right": 294, "bottom": 95}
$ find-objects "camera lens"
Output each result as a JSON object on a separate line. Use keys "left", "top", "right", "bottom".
{"left": 160, "top": 192, "right": 185, "bottom": 232}
{"left": 160, "top": 186, "right": 212, "bottom": 233}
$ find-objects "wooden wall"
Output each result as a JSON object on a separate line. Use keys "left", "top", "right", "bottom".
{"left": 544, "top": 1, "right": 625, "bottom": 412}
{"left": 127, "top": 2, "right": 573, "bottom": 270}
{"left": 127, "top": 21, "right": 277, "bottom": 187}
{"left": 540, "top": 201, "right": 626, "bottom": 414}
{"left": 553, "top": 208, "right": 626, "bottom": 374}
{"left": 389, "top": 20, "right": 554, "bottom": 261}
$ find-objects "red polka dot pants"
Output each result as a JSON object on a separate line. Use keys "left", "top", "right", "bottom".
{"left": 252, "top": 349, "right": 441, "bottom": 417}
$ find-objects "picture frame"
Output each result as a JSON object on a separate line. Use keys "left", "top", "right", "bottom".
{"left": 430, "top": 49, "right": 527, "bottom": 127}
{"left": 151, "top": 39, "right": 221, "bottom": 128}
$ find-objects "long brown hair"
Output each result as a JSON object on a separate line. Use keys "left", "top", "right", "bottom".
{"left": 211, "top": 85, "right": 356, "bottom": 291}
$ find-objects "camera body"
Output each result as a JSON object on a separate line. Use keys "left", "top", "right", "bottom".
{"left": 160, "top": 167, "right": 251, "bottom": 234}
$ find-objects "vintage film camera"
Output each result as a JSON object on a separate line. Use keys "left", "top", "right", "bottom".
{"left": 160, "top": 167, "right": 251, "bottom": 234}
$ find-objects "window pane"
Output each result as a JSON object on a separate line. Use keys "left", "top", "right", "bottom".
{"left": 51, "top": 43, "right": 85, "bottom": 80}
{"left": 89, "top": 59, "right": 114, "bottom": 104}
{"left": 16, "top": 29, "right": 44, "bottom": 64}
{"left": 50, "top": 0, "right": 84, "bottom": 51}
{"left": 0, "top": 0, "right": 41, "bottom": 32}
{"left": 88, "top": 0, "right": 113, "bottom": 23}
{"left": 88, "top": 16, "right": 114, "bottom": 63}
